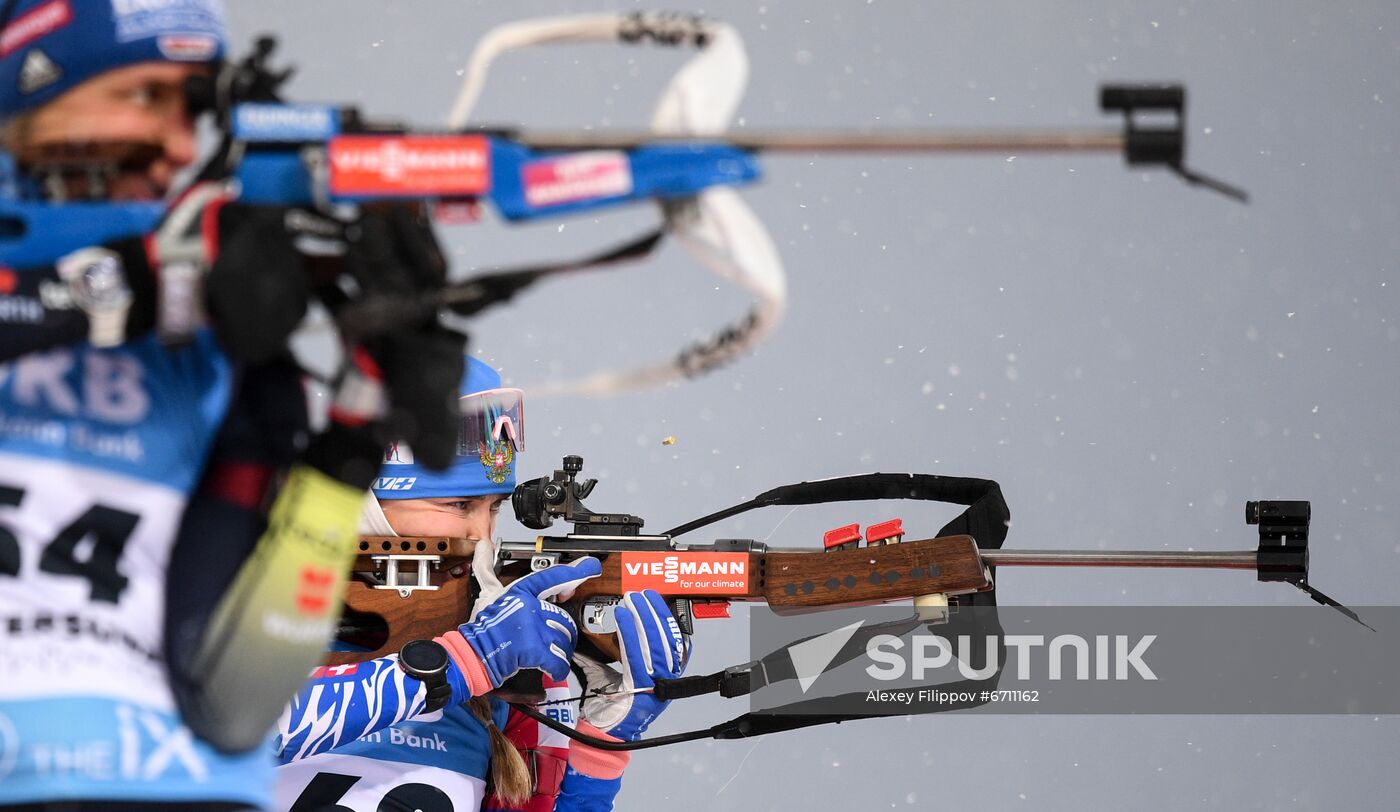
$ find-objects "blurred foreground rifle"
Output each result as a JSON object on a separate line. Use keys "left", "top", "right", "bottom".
{"left": 0, "top": 13, "right": 1246, "bottom": 391}
{"left": 333, "top": 454, "right": 1366, "bottom": 750}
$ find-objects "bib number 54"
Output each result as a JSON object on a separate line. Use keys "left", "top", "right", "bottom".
{"left": 0, "top": 484, "right": 139, "bottom": 602}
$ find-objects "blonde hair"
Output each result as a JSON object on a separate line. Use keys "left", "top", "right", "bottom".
{"left": 467, "top": 695, "right": 533, "bottom": 806}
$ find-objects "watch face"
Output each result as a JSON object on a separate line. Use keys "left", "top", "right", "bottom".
{"left": 401, "top": 639, "right": 449, "bottom": 674}
{"left": 81, "top": 254, "right": 127, "bottom": 303}
{"left": 59, "top": 248, "right": 132, "bottom": 310}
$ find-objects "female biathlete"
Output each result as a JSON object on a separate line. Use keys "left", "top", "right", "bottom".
{"left": 275, "top": 357, "right": 686, "bottom": 812}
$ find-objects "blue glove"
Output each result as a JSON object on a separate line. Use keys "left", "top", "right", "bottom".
{"left": 576, "top": 590, "right": 688, "bottom": 742}
{"left": 451, "top": 557, "right": 602, "bottom": 686}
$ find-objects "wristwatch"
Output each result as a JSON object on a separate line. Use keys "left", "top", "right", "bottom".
{"left": 56, "top": 247, "right": 132, "bottom": 348}
{"left": 398, "top": 639, "right": 453, "bottom": 712}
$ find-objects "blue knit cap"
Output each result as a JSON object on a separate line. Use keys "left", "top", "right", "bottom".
{"left": 373, "top": 357, "right": 519, "bottom": 501}
{"left": 0, "top": 0, "right": 227, "bottom": 117}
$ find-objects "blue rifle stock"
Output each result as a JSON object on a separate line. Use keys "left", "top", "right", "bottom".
{"left": 0, "top": 101, "right": 760, "bottom": 269}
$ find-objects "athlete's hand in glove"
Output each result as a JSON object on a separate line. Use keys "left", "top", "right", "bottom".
{"left": 334, "top": 203, "right": 466, "bottom": 472}
{"left": 294, "top": 202, "right": 465, "bottom": 485}
{"left": 202, "top": 203, "right": 324, "bottom": 362}
{"left": 575, "top": 590, "right": 688, "bottom": 742}
{"left": 49, "top": 181, "right": 312, "bottom": 355}
{"left": 437, "top": 557, "right": 603, "bottom": 695}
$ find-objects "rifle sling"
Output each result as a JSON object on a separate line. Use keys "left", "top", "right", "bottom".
{"left": 665, "top": 472, "right": 1011, "bottom": 553}
{"left": 652, "top": 613, "right": 925, "bottom": 701}
{"left": 513, "top": 612, "right": 1003, "bottom": 751}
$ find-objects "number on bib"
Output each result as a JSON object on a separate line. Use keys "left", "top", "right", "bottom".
{"left": 290, "top": 771, "right": 456, "bottom": 812}
{"left": 0, "top": 485, "right": 21, "bottom": 577}
{"left": 0, "top": 484, "right": 139, "bottom": 602}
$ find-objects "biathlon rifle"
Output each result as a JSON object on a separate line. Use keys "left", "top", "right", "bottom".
{"left": 332, "top": 454, "right": 1367, "bottom": 751}
{"left": 0, "top": 12, "right": 1247, "bottom": 395}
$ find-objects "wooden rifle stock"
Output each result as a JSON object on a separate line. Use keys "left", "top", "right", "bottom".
{"left": 328, "top": 533, "right": 992, "bottom": 667}
{"left": 326, "top": 537, "right": 476, "bottom": 667}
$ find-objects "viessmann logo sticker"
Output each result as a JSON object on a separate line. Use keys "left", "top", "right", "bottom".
{"left": 619, "top": 552, "right": 749, "bottom": 594}
{"left": 327, "top": 135, "right": 490, "bottom": 197}
{"left": 522, "top": 150, "right": 633, "bottom": 208}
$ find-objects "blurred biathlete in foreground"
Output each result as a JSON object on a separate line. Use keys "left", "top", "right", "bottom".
{"left": 0, "top": 1, "right": 466, "bottom": 809}
{"left": 275, "top": 358, "right": 688, "bottom": 812}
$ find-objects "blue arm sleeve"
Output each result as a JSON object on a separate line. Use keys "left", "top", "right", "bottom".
{"left": 272, "top": 653, "right": 472, "bottom": 764}
{"left": 552, "top": 765, "right": 624, "bottom": 812}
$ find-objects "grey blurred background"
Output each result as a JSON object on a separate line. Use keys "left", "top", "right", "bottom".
{"left": 235, "top": 1, "right": 1400, "bottom": 809}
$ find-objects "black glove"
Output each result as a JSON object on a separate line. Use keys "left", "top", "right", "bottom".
{"left": 203, "top": 205, "right": 315, "bottom": 364}
{"left": 328, "top": 203, "right": 466, "bottom": 473}
{"left": 95, "top": 185, "right": 313, "bottom": 361}
{"left": 369, "top": 324, "right": 465, "bottom": 472}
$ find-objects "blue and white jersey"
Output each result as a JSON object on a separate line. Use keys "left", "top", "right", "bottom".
{"left": 277, "top": 697, "right": 500, "bottom": 812}
{"left": 274, "top": 657, "right": 589, "bottom": 812}
{"left": 276, "top": 656, "right": 501, "bottom": 812}
{"left": 0, "top": 335, "right": 268, "bottom": 808}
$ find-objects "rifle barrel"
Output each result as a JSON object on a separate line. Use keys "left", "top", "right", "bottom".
{"left": 981, "top": 549, "right": 1257, "bottom": 570}
{"left": 514, "top": 128, "right": 1125, "bottom": 154}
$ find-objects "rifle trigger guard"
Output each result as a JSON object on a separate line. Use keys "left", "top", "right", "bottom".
{"left": 580, "top": 597, "right": 622, "bottom": 635}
